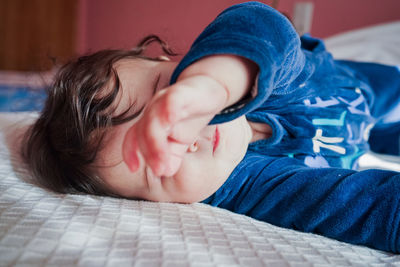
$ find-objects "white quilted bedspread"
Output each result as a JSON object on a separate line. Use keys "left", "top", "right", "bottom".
{"left": 1, "top": 114, "right": 400, "bottom": 266}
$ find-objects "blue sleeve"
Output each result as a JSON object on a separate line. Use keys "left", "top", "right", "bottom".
{"left": 170, "top": 2, "right": 306, "bottom": 124}
{"left": 203, "top": 152, "right": 400, "bottom": 253}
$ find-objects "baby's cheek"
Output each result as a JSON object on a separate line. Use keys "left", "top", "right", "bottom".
{"left": 164, "top": 160, "right": 208, "bottom": 202}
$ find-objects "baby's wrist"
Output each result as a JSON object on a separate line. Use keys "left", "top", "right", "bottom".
{"left": 177, "top": 74, "right": 230, "bottom": 109}
{"left": 177, "top": 54, "right": 258, "bottom": 110}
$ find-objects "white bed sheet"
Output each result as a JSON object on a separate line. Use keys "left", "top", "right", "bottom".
{"left": 325, "top": 21, "right": 400, "bottom": 66}
{"left": 1, "top": 21, "right": 400, "bottom": 266}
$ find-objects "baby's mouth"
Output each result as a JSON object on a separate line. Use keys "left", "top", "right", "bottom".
{"left": 212, "top": 126, "right": 220, "bottom": 154}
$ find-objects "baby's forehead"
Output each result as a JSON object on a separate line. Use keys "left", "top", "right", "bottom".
{"left": 97, "top": 59, "right": 151, "bottom": 119}
{"left": 114, "top": 57, "right": 154, "bottom": 74}
{"left": 113, "top": 59, "right": 156, "bottom": 106}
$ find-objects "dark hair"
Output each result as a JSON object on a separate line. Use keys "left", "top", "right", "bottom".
{"left": 21, "top": 35, "right": 177, "bottom": 196}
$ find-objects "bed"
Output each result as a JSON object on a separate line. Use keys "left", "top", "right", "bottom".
{"left": 1, "top": 22, "right": 400, "bottom": 266}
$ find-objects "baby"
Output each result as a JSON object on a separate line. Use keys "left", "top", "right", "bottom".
{"left": 23, "top": 2, "right": 400, "bottom": 253}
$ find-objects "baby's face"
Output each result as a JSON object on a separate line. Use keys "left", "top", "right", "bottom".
{"left": 95, "top": 58, "right": 252, "bottom": 203}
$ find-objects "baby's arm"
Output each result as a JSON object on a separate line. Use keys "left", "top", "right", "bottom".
{"left": 123, "top": 55, "right": 258, "bottom": 176}
{"left": 205, "top": 153, "right": 400, "bottom": 253}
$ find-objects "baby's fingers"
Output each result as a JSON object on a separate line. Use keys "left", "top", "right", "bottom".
{"left": 161, "top": 141, "right": 188, "bottom": 176}
{"left": 168, "top": 116, "right": 212, "bottom": 144}
{"left": 122, "top": 100, "right": 169, "bottom": 174}
{"left": 164, "top": 76, "right": 228, "bottom": 123}
{"left": 122, "top": 126, "right": 140, "bottom": 172}
{"left": 136, "top": 111, "right": 170, "bottom": 175}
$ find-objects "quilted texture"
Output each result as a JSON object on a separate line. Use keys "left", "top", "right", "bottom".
{"left": 1, "top": 113, "right": 400, "bottom": 266}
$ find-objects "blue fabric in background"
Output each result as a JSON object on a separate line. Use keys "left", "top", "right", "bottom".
{"left": 0, "top": 85, "right": 47, "bottom": 112}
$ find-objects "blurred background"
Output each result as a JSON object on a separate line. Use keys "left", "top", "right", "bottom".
{"left": 1, "top": 0, "right": 399, "bottom": 71}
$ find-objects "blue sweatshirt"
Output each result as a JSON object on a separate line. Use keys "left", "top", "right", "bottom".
{"left": 170, "top": 2, "right": 400, "bottom": 253}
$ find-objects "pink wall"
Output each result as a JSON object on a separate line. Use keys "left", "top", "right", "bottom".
{"left": 77, "top": 0, "right": 400, "bottom": 55}
{"left": 310, "top": 0, "right": 400, "bottom": 37}
{"left": 78, "top": 0, "right": 253, "bottom": 55}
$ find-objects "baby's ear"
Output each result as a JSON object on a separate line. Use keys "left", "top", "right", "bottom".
{"left": 122, "top": 127, "right": 140, "bottom": 172}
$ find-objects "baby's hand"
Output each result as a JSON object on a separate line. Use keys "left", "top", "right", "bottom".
{"left": 123, "top": 75, "right": 228, "bottom": 177}
{"left": 123, "top": 54, "right": 257, "bottom": 177}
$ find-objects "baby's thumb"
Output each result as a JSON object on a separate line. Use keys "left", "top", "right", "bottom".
{"left": 151, "top": 141, "right": 187, "bottom": 177}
